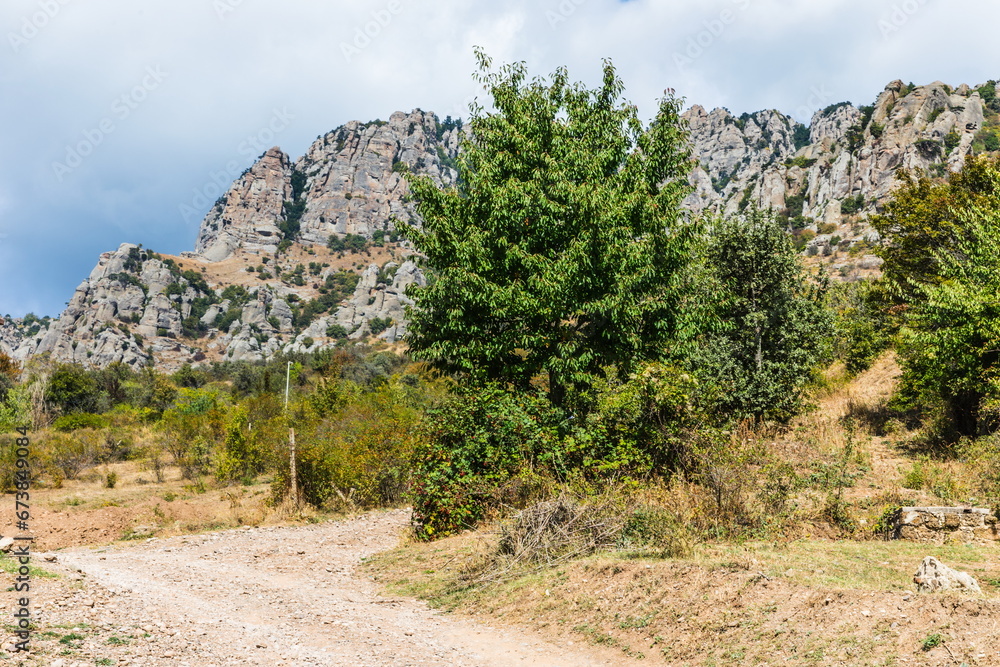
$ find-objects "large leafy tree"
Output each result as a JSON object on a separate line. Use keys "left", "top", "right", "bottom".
{"left": 405, "top": 51, "right": 700, "bottom": 404}
{"left": 897, "top": 199, "right": 1000, "bottom": 437}
{"left": 695, "top": 210, "right": 831, "bottom": 422}
{"left": 872, "top": 157, "right": 1000, "bottom": 300}
{"left": 874, "top": 156, "right": 1000, "bottom": 436}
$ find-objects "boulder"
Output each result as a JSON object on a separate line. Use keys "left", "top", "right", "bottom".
{"left": 913, "top": 556, "right": 981, "bottom": 593}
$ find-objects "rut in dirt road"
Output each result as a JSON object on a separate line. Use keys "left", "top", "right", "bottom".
{"left": 56, "top": 508, "right": 637, "bottom": 666}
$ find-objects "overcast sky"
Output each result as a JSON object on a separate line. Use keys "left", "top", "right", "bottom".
{"left": 0, "top": 0, "right": 994, "bottom": 317}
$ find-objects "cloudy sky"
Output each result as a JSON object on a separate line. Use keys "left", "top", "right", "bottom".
{"left": 0, "top": 0, "right": 993, "bottom": 317}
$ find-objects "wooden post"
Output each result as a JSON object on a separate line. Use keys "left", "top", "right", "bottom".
{"left": 289, "top": 427, "right": 299, "bottom": 508}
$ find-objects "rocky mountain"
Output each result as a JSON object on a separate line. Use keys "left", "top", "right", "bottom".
{"left": 14, "top": 79, "right": 1000, "bottom": 370}
{"left": 683, "top": 79, "right": 997, "bottom": 258}
{"left": 196, "top": 110, "right": 460, "bottom": 262}
{"left": 10, "top": 110, "right": 458, "bottom": 371}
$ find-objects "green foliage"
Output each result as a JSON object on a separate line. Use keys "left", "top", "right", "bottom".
{"left": 693, "top": 211, "right": 831, "bottom": 422}
{"left": 326, "top": 324, "right": 349, "bottom": 339}
{"left": 368, "top": 317, "right": 393, "bottom": 335}
{"left": 944, "top": 130, "right": 961, "bottom": 151}
{"left": 783, "top": 156, "right": 816, "bottom": 169}
{"left": 792, "top": 124, "right": 811, "bottom": 150}
{"left": 277, "top": 377, "right": 433, "bottom": 509}
{"left": 870, "top": 161, "right": 1000, "bottom": 300}
{"left": 280, "top": 169, "right": 308, "bottom": 239}
{"left": 410, "top": 385, "right": 564, "bottom": 539}
{"left": 326, "top": 234, "right": 368, "bottom": 253}
{"left": 216, "top": 399, "right": 277, "bottom": 484}
{"left": 840, "top": 194, "right": 865, "bottom": 215}
{"left": 161, "top": 388, "right": 228, "bottom": 478}
{"left": 828, "top": 280, "right": 896, "bottom": 374}
{"left": 52, "top": 413, "right": 109, "bottom": 432}
{"left": 913, "top": 138, "right": 943, "bottom": 159}
{"left": 292, "top": 270, "right": 360, "bottom": 330}
{"left": 881, "top": 157, "right": 1000, "bottom": 436}
{"left": 0, "top": 385, "right": 29, "bottom": 435}
{"left": 404, "top": 51, "right": 700, "bottom": 405}
{"left": 221, "top": 285, "right": 251, "bottom": 307}
{"left": 921, "top": 633, "right": 943, "bottom": 651}
{"left": 47, "top": 364, "right": 100, "bottom": 414}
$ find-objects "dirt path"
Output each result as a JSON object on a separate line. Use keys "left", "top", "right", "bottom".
{"left": 30, "top": 509, "right": 635, "bottom": 666}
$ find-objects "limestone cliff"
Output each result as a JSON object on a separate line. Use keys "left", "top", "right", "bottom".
{"left": 683, "top": 80, "right": 993, "bottom": 255}
{"left": 22, "top": 80, "right": 1000, "bottom": 369}
{"left": 194, "top": 110, "right": 459, "bottom": 262}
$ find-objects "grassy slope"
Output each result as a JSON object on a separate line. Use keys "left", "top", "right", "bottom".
{"left": 366, "top": 356, "right": 1000, "bottom": 666}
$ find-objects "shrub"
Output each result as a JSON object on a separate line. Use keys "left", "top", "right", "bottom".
{"left": 274, "top": 377, "right": 431, "bottom": 510}
{"left": 326, "top": 324, "right": 349, "bottom": 339}
{"left": 53, "top": 413, "right": 109, "bottom": 432}
{"left": 410, "top": 386, "right": 564, "bottom": 539}
{"left": 945, "top": 130, "right": 961, "bottom": 151}
{"left": 840, "top": 194, "right": 865, "bottom": 215}
{"left": 368, "top": 317, "right": 393, "bottom": 335}
{"left": 216, "top": 402, "right": 276, "bottom": 484}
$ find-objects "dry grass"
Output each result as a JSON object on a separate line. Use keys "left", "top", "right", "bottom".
{"left": 366, "top": 354, "right": 1000, "bottom": 664}
{"left": 368, "top": 529, "right": 1000, "bottom": 665}
{"left": 0, "top": 459, "right": 331, "bottom": 550}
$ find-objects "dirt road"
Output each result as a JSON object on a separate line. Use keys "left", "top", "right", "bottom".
{"left": 29, "top": 509, "right": 635, "bottom": 666}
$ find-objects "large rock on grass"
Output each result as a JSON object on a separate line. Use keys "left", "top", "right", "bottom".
{"left": 913, "top": 556, "right": 981, "bottom": 593}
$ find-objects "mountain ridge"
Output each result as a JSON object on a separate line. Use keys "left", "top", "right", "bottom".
{"left": 8, "top": 78, "right": 999, "bottom": 370}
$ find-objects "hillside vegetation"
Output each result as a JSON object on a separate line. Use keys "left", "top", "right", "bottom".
{"left": 3, "top": 57, "right": 1000, "bottom": 665}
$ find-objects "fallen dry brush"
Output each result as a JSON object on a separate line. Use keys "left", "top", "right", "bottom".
{"left": 463, "top": 493, "right": 631, "bottom": 586}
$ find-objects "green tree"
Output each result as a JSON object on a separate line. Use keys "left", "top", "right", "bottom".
{"left": 695, "top": 210, "right": 831, "bottom": 421}
{"left": 897, "top": 199, "right": 1000, "bottom": 437}
{"left": 404, "top": 51, "right": 700, "bottom": 404}
{"left": 871, "top": 158, "right": 1000, "bottom": 309}
{"left": 46, "top": 364, "right": 100, "bottom": 414}
{"left": 876, "top": 156, "right": 1000, "bottom": 436}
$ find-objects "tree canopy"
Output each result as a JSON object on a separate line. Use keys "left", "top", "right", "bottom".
{"left": 404, "top": 50, "right": 700, "bottom": 404}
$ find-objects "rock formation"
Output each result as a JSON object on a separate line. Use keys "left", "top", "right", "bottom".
{"left": 194, "top": 110, "right": 459, "bottom": 262}
{"left": 683, "top": 80, "right": 993, "bottom": 255}
{"left": 913, "top": 556, "right": 981, "bottom": 594}
{"left": 17, "top": 79, "right": 1000, "bottom": 369}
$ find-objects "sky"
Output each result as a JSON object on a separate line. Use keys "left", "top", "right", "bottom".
{"left": 0, "top": 0, "right": 995, "bottom": 317}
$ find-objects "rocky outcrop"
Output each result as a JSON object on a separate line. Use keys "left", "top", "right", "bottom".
{"left": 0, "top": 320, "right": 22, "bottom": 357}
{"left": 913, "top": 556, "right": 981, "bottom": 594}
{"left": 11, "top": 244, "right": 239, "bottom": 369}
{"left": 195, "top": 147, "right": 293, "bottom": 262}
{"left": 23, "top": 80, "right": 1000, "bottom": 369}
{"left": 294, "top": 110, "right": 459, "bottom": 244}
{"left": 683, "top": 80, "right": 994, "bottom": 249}
{"left": 194, "top": 111, "right": 460, "bottom": 262}
{"left": 892, "top": 506, "right": 999, "bottom": 545}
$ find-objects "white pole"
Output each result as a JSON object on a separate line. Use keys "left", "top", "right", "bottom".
{"left": 284, "top": 361, "right": 291, "bottom": 410}
{"left": 285, "top": 361, "right": 298, "bottom": 508}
